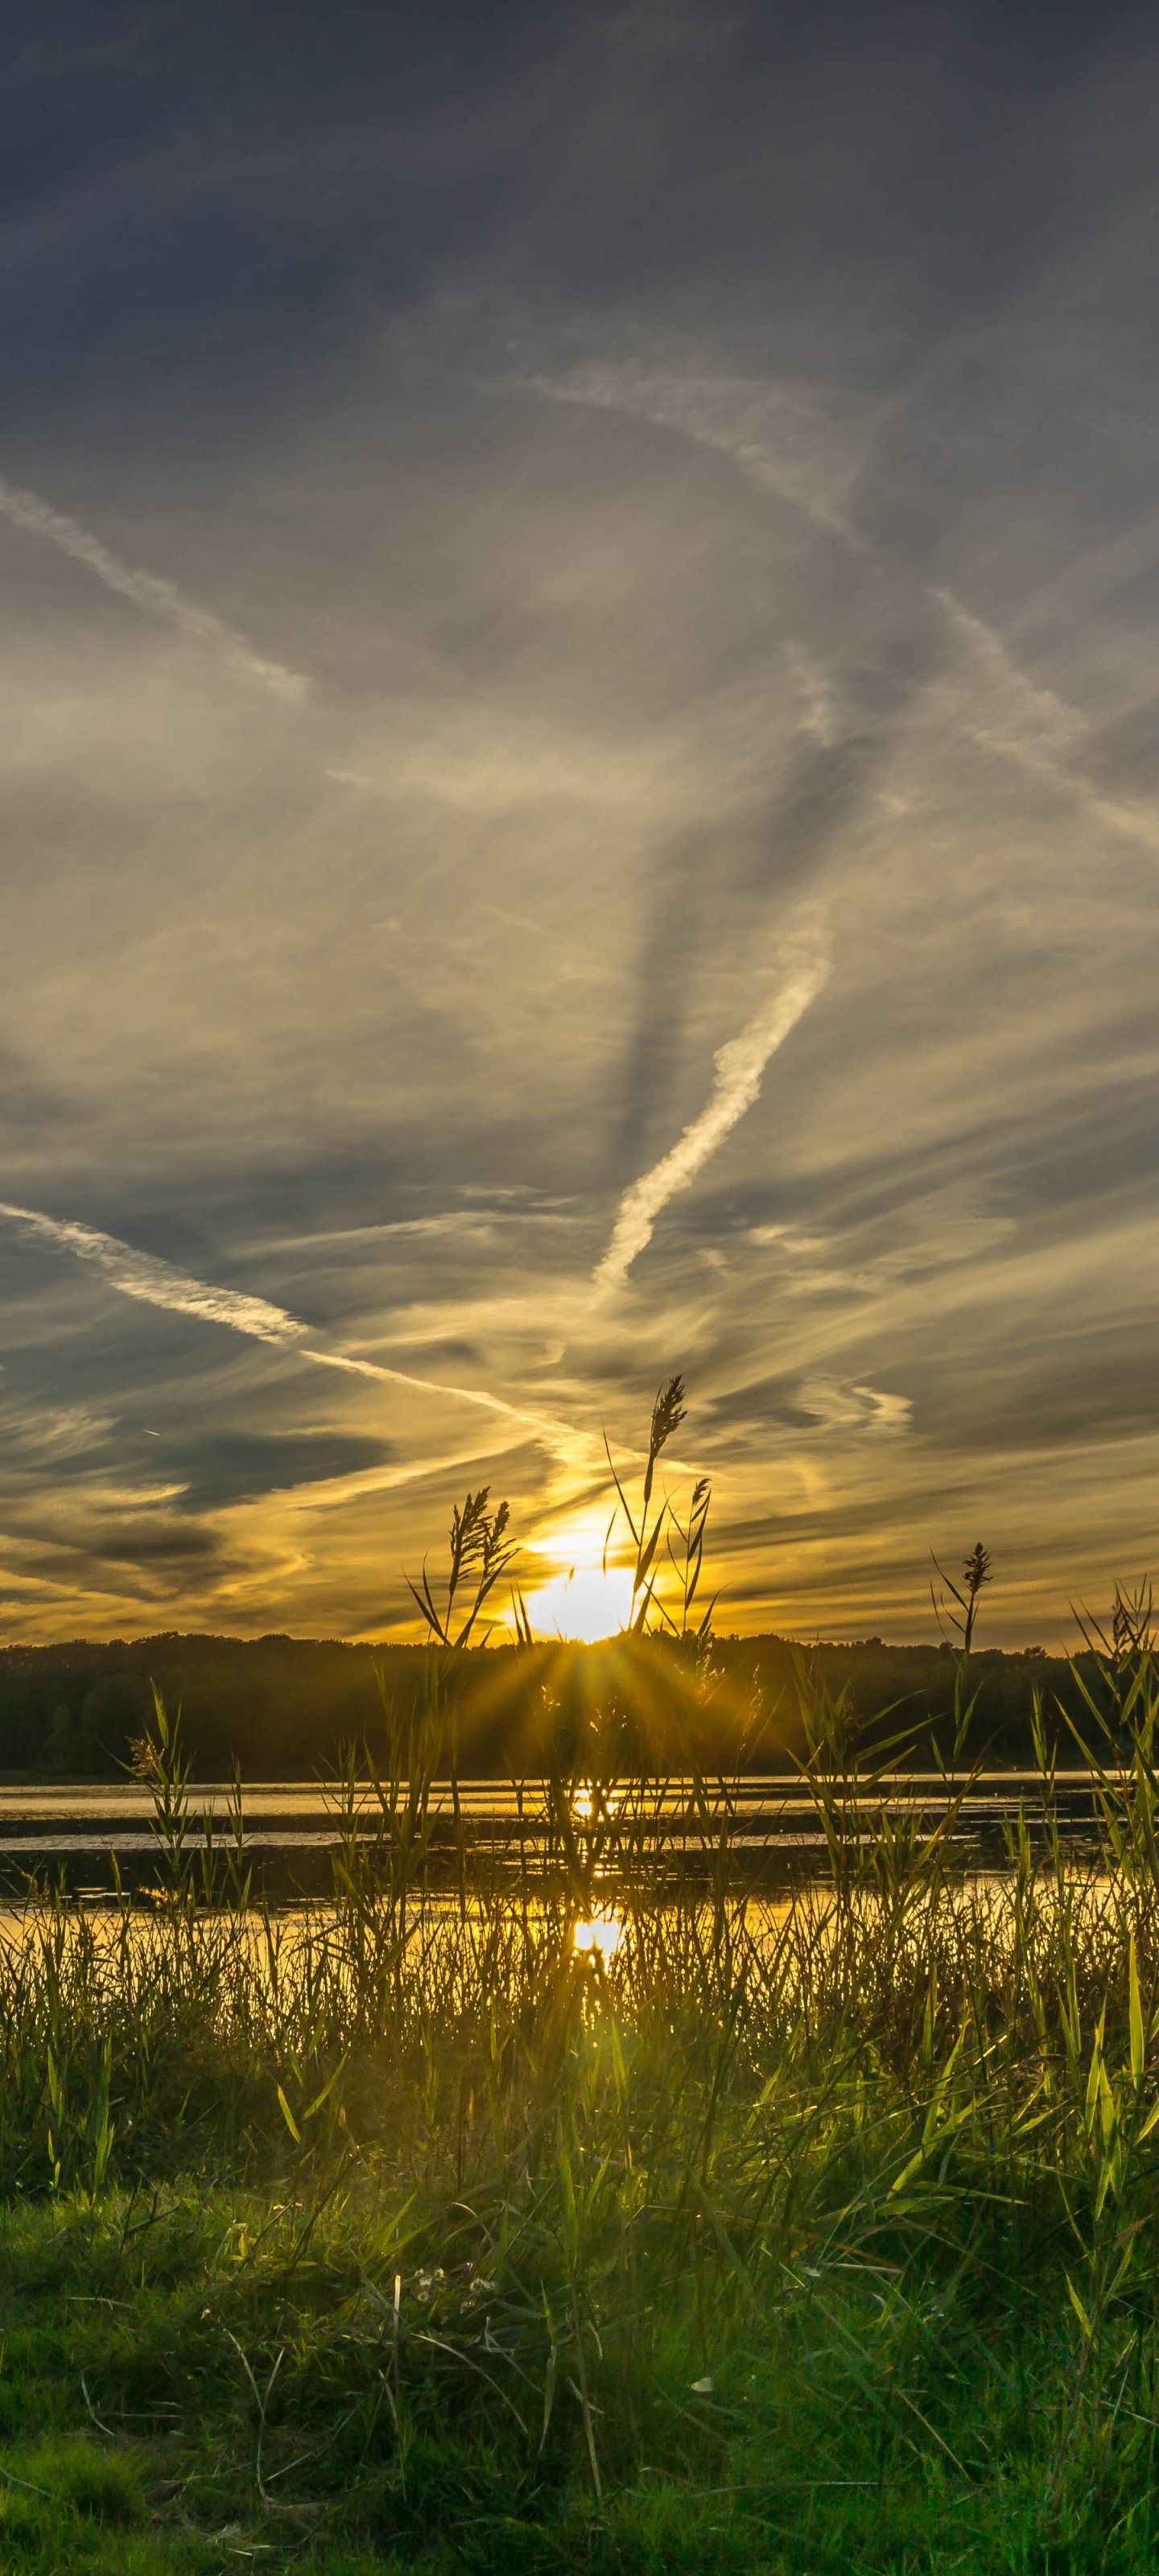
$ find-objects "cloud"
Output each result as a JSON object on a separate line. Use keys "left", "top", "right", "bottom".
{"left": 797, "top": 1378, "right": 913, "bottom": 1437}
{"left": 0, "top": 1201, "right": 586, "bottom": 1467}
{"left": 528, "top": 356, "right": 1159, "bottom": 860}
{"left": 593, "top": 928, "right": 831, "bottom": 1292}
{"left": 0, "top": 475, "right": 310, "bottom": 705}
{"left": 934, "top": 589, "right": 1088, "bottom": 779}
{"left": 1, "top": 15, "right": 165, "bottom": 87}
{"left": 527, "top": 360, "right": 876, "bottom": 538}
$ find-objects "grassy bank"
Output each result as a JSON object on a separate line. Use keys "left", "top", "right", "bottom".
{"left": 6, "top": 1670, "right": 1159, "bottom": 2570}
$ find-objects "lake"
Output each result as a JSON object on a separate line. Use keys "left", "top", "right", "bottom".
{"left": 0, "top": 1767, "right": 1120, "bottom": 1893}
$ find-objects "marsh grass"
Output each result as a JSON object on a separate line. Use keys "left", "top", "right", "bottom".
{"left": 7, "top": 1648, "right": 1159, "bottom": 2568}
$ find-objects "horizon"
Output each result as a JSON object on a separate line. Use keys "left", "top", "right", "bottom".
{"left": 2, "top": 1, "right": 1158, "bottom": 1650}
{"left": 0, "top": 1615, "right": 1083, "bottom": 1662}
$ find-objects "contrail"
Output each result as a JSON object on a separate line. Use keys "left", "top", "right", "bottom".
{"left": 298, "top": 1345, "right": 579, "bottom": 1451}
{"left": 592, "top": 932, "right": 830, "bottom": 1293}
{"left": 0, "top": 1200, "right": 581, "bottom": 1459}
{"left": 0, "top": 1202, "right": 306, "bottom": 1343}
{"left": 0, "top": 473, "right": 309, "bottom": 705}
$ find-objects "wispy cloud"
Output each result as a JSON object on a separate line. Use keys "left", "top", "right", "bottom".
{"left": 935, "top": 587, "right": 1159, "bottom": 859}
{"left": 797, "top": 1378, "right": 913, "bottom": 1437}
{"left": 0, "top": 1202, "right": 584, "bottom": 1464}
{"left": 0, "top": 475, "right": 310, "bottom": 705}
{"left": 1, "top": 12, "right": 166, "bottom": 87}
{"left": 593, "top": 929, "right": 831, "bottom": 1293}
{"left": 526, "top": 361, "right": 875, "bottom": 538}
{"left": 528, "top": 359, "right": 1159, "bottom": 862}
{"left": 934, "top": 590, "right": 1087, "bottom": 774}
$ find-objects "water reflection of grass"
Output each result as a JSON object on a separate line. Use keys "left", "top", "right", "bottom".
{"left": 6, "top": 1664, "right": 1159, "bottom": 2570}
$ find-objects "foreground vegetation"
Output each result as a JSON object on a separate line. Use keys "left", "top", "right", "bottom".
{"left": 5, "top": 1633, "right": 1159, "bottom": 2575}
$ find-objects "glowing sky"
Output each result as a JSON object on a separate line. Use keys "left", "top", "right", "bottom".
{"left": 2, "top": 0, "right": 1157, "bottom": 1647}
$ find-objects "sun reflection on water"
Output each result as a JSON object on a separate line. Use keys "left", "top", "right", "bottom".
{"left": 571, "top": 1907, "right": 624, "bottom": 1963}
{"left": 570, "top": 1784, "right": 620, "bottom": 1823}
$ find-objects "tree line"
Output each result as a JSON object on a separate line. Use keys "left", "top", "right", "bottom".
{"left": 0, "top": 1627, "right": 1095, "bottom": 1780}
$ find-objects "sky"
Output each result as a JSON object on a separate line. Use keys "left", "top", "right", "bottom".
{"left": 1, "top": 0, "right": 1157, "bottom": 1649}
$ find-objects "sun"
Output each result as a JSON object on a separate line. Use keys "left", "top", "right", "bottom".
{"left": 521, "top": 1561, "right": 634, "bottom": 1643}
{"left": 514, "top": 1509, "right": 637, "bottom": 1642}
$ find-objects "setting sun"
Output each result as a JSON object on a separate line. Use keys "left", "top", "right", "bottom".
{"left": 521, "top": 1562, "right": 634, "bottom": 1643}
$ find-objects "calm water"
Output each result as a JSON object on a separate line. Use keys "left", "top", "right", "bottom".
{"left": 0, "top": 1769, "right": 1116, "bottom": 1870}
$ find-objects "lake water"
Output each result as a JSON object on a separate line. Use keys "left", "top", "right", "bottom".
{"left": 0, "top": 1769, "right": 1117, "bottom": 1893}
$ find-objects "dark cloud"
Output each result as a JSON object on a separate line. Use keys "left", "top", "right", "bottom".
{"left": 171, "top": 1430, "right": 394, "bottom": 1512}
{"left": 83, "top": 1521, "right": 222, "bottom": 1567}
{"left": 0, "top": 1039, "right": 79, "bottom": 1136}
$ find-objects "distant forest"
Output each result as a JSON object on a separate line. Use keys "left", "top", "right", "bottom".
{"left": 0, "top": 1631, "right": 1114, "bottom": 1779}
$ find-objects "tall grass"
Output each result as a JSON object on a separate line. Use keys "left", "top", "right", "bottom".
{"left": 5, "top": 1641, "right": 1159, "bottom": 2566}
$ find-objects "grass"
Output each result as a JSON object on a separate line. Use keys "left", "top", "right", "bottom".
{"left": 6, "top": 1639, "right": 1159, "bottom": 2570}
